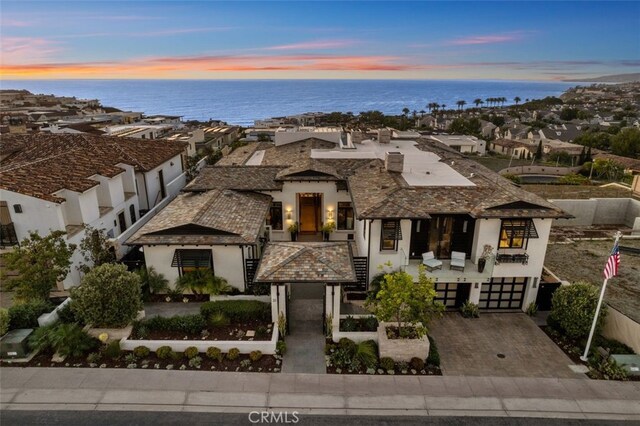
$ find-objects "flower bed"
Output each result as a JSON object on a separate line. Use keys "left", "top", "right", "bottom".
{"left": 131, "top": 316, "right": 273, "bottom": 342}
{"left": 340, "top": 315, "right": 378, "bottom": 332}
{"left": 1, "top": 348, "right": 282, "bottom": 373}
{"left": 147, "top": 294, "right": 210, "bottom": 303}
{"left": 325, "top": 336, "right": 441, "bottom": 375}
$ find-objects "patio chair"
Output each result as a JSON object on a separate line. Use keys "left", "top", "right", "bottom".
{"left": 422, "top": 251, "right": 442, "bottom": 272}
{"left": 450, "top": 251, "right": 466, "bottom": 271}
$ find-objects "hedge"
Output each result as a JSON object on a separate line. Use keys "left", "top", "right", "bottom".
{"left": 137, "top": 314, "right": 206, "bottom": 335}
{"left": 8, "top": 301, "right": 54, "bottom": 330}
{"left": 200, "top": 300, "right": 270, "bottom": 323}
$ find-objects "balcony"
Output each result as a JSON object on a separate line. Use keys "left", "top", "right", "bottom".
{"left": 402, "top": 257, "right": 494, "bottom": 283}
{"left": 496, "top": 252, "right": 529, "bottom": 265}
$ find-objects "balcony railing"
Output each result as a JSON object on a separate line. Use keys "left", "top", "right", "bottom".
{"left": 496, "top": 252, "right": 529, "bottom": 265}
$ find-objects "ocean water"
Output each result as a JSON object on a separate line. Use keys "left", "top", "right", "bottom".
{"left": 1, "top": 79, "right": 575, "bottom": 126}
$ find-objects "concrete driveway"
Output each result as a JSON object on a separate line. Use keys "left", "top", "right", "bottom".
{"left": 429, "top": 312, "right": 582, "bottom": 379}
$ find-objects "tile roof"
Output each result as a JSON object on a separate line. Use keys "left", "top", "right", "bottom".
{"left": 0, "top": 134, "right": 187, "bottom": 203}
{"left": 127, "top": 189, "right": 272, "bottom": 246}
{"left": 185, "top": 166, "right": 284, "bottom": 192}
{"left": 254, "top": 242, "right": 357, "bottom": 283}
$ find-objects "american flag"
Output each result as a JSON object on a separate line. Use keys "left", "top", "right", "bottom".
{"left": 603, "top": 241, "right": 620, "bottom": 279}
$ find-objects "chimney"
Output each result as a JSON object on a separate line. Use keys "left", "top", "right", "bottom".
{"left": 385, "top": 151, "right": 404, "bottom": 173}
{"left": 350, "top": 130, "right": 363, "bottom": 144}
{"left": 378, "top": 128, "right": 391, "bottom": 144}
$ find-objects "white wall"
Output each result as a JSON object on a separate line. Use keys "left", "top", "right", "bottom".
{"left": 366, "top": 219, "right": 412, "bottom": 280}
{"left": 79, "top": 188, "right": 100, "bottom": 224}
{"left": 141, "top": 154, "right": 183, "bottom": 210}
{"left": 0, "top": 190, "right": 66, "bottom": 240}
{"left": 142, "top": 244, "right": 249, "bottom": 290}
{"left": 265, "top": 181, "right": 353, "bottom": 241}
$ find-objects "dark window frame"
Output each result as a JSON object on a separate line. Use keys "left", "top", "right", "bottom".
{"left": 266, "top": 201, "right": 283, "bottom": 230}
{"left": 337, "top": 202, "right": 354, "bottom": 230}
{"left": 380, "top": 220, "right": 402, "bottom": 251}
{"left": 498, "top": 219, "right": 538, "bottom": 249}
{"left": 172, "top": 249, "right": 214, "bottom": 277}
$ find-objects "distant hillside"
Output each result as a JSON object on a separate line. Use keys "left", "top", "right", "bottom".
{"left": 564, "top": 73, "right": 640, "bottom": 83}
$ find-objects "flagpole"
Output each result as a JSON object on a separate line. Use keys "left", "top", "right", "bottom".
{"left": 580, "top": 231, "right": 622, "bottom": 362}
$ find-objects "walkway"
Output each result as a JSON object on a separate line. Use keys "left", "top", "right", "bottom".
{"left": 429, "top": 313, "right": 581, "bottom": 379}
{"left": 1, "top": 368, "right": 639, "bottom": 419}
{"left": 281, "top": 283, "right": 326, "bottom": 374}
{"left": 144, "top": 302, "right": 203, "bottom": 318}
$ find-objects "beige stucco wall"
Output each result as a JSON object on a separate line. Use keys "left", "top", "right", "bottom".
{"left": 602, "top": 306, "right": 640, "bottom": 354}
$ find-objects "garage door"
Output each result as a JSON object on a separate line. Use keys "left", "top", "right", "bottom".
{"left": 435, "top": 282, "right": 471, "bottom": 309}
{"left": 479, "top": 277, "right": 527, "bottom": 310}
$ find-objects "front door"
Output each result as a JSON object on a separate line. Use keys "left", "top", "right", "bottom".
{"left": 298, "top": 193, "right": 321, "bottom": 232}
{"left": 409, "top": 219, "right": 430, "bottom": 259}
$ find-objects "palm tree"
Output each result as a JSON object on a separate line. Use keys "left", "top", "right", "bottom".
{"left": 485, "top": 98, "right": 492, "bottom": 107}
{"left": 500, "top": 97, "right": 507, "bottom": 107}
{"left": 419, "top": 109, "right": 426, "bottom": 117}
{"left": 402, "top": 107, "right": 410, "bottom": 117}
{"left": 456, "top": 100, "right": 464, "bottom": 110}
{"left": 473, "top": 98, "right": 483, "bottom": 108}
{"left": 514, "top": 96, "right": 521, "bottom": 106}
{"left": 459, "top": 100, "right": 467, "bottom": 110}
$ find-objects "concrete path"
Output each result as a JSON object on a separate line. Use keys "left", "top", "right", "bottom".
{"left": 1, "top": 368, "right": 639, "bottom": 419}
{"left": 282, "top": 283, "right": 326, "bottom": 374}
{"left": 144, "top": 302, "right": 204, "bottom": 318}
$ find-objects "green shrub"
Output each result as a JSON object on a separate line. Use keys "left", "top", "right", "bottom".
{"left": 86, "top": 352, "right": 101, "bottom": 363}
{"left": 396, "top": 361, "right": 409, "bottom": 372}
{"left": 595, "top": 336, "right": 635, "bottom": 355}
{"left": 28, "top": 323, "right": 97, "bottom": 358}
{"left": 460, "top": 301, "right": 480, "bottom": 318}
{"left": 133, "top": 346, "right": 150, "bottom": 358}
{"left": 342, "top": 316, "right": 357, "bottom": 332}
{"left": 354, "top": 340, "right": 378, "bottom": 369}
{"left": 0, "top": 308, "right": 9, "bottom": 336}
{"left": 410, "top": 357, "right": 425, "bottom": 371}
{"left": 549, "top": 282, "right": 606, "bottom": 339}
{"left": 200, "top": 300, "right": 270, "bottom": 323}
{"left": 188, "top": 356, "right": 202, "bottom": 368}
{"left": 8, "top": 301, "right": 54, "bottom": 329}
{"left": 380, "top": 357, "right": 395, "bottom": 371}
{"left": 140, "top": 315, "right": 205, "bottom": 335}
{"left": 590, "top": 355, "right": 628, "bottom": 380}
{"left": 427, "top": 335, "right": 440, "bottom": 367}
{"left": 206, "top": 346, "right": 223, "bottom": 361}
{"left": 226, "top": 348, "right": 240, "bottom": 360}
{"left": 71, "top": 263, "right": 142, "bottom": 328}
{"left": 124, "top": 353, "right": 137, "bottom": 364}
{"left": 137, "top": 267, "right": 169, "bottom": 294}
{"left": 256, "top": 325, "right": 268, "bottom": 338}
{"left": 338, "top": 337, "right": 356, "bottom": 353}
{"left": 184, "top": 346, "right": 199, "bottom": 359}
{"left": 249, "top": 350, "right": 263, "bottom": 362}
{"left": 324, "top": 343, "right": 337, "bottom": 354}
{"left": 156, "top": 345, "right": 174, "bottom": 360}
{"left": 276, "top": 341, "right": 287, "bottom": 356}
{"left": 364, "top": 316, "right": 379, "bottom": 331}
{"left": 57, "top": 302, "right": 82, "bottom": 325}
{"left": 171, "top": 351, "right": 182, "bottom": 361}
{"left": 525, "top": 302, "right": 538, "bottom": 317}
{"left": 208, "top": 312, "right": 230, "bottom": 327}
{"left": 103, "top": 340, "right": 122, "bottom": 360}
{"left": 502, "top": 173, "right": 522, "bottom": 184}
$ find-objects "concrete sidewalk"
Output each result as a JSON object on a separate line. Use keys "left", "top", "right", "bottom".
{"left": 1, "top": 368, "right": 639, "bottom": 420}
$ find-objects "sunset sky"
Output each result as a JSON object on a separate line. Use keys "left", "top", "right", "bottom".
{"left": 2, "top": 1, "right": 639, "bottom": 80}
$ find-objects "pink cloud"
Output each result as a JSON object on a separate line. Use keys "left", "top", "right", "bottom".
{"left": 1, "top": 37, "right": 64, "bottom": 64}
{"left": 264, "top": 40, "right": 357, "bottom": 50}
{"left": 445, "top": 31, "right": 531, "bottom": 46}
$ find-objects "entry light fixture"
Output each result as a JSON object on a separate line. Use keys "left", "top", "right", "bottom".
{"left": 327, "top": 208, "right": 334, "bottom": 220}
{"left": 286, "top": 208, "right": 292, "bottom": 220}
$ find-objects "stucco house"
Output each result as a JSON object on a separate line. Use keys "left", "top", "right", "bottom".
{"left": 129, "top": 132, "right": 570, "bottom": 328}
{"left": 0, "top": 133, "right": 187, "bottom": 288}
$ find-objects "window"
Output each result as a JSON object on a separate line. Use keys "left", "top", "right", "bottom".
{"left": 171, "top": 249, "right": 213, "bottom": 276}
{"left": 129, "top": 205, "right": 136, "bottom": 225}
{"left": 499, "top": 219, "right": 538, "bottom": 249}
{"left": 380, "top": 220, "right": 402, "bottom": 251}
{"left": 337, "top": 202, "right": 354, "bottom": 230}
{"left": 266, "top": 202, "right": 283, "bottom": 230}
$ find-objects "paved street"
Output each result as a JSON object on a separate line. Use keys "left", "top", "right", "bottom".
{"left": 429, "top": 313, "right": 579, "bottom": 378}
{"left": 1, "top": 411, "right": 633, "bottom": 426}
{"left": 1, "top": 368, "right": 639, "bottom": 420}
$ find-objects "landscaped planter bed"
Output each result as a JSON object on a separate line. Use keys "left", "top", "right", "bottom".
{"left": 541, "top": 325, "right": 639, "bottom": 381}
{"left": 0, "top": 350, "right": 282, "bottom": 373}
{"left": 339, "top": 316, "right": 378, "bottom": 332}
{"left": 130, "top": 320, "right": 273, "bottom": 341}
{"left": 146, "top": 294, "right": 210, "bottom": 303}
{"left": 325, "top": 363, "right": 441, "bottom": 376}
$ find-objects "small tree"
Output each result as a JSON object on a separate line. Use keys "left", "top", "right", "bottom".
{"left": 2, "top": 231, "right": 76, "bottom": 302}
{"left": 137, "top": 266, "right": 169, "bottom": 294}
{"left": 77, "top": 226, "right": 115, "bottom": 274}
{"left": 71, "top": 263, "right": 142, "bottom": 328}
{"left": 548, "top": 281, "right": 606, "bottom": 340}
{"left": 366, "top": 265, "right": 444, "bottom": 337}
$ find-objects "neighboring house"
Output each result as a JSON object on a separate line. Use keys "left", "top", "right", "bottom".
{"left": 203, "top": 126, "right": 241, "bottom": 149}
{"left": 428, "top": 134, "right": 486, "bottom": 155}
{"left": 504, "top": 124, "right": 530, "bottom": 140}
{"left": 479, "top": 120, "right": 497, "bottom": 139}
{"left": 490, "top": 139, "right": 534, "bottom": 159}
{"left": 538, "top": 127, "right": 581, "bottom": 143}
{"left": 130, "top": 132, "right": 569, "bottom": 315}
{"left": 0, "top": 133, "right": 187, "bottom": 288}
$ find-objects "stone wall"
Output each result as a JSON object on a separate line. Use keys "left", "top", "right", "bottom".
{"left": 550, "top": 198, "right": 640, "bottom": 229}
{"left": 377, "top": 322, "right": 430, "bottom": 362}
